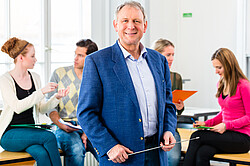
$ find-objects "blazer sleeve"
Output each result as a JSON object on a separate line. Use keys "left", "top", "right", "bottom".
{"left": 163, "top": 58, "right": 177, "bottom": 135}
{"left": 77, "top": 56, "right": 119, "bottom": 157}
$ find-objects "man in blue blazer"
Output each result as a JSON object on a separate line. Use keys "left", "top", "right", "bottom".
{"left": 77, "top": 1, "right": 177, "bottom": 165}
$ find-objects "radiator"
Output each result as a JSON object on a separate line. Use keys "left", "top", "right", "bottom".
{"left": 84, "top": 152, "right": 99, "bottom": 166}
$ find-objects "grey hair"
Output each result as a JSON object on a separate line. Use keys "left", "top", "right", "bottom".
{"left": 114, "top": 1, "right": 147, "bottom": 22}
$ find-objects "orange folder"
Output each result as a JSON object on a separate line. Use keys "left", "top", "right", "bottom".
{"left": 172, "top": 90, "right": 197, "bottom": 103}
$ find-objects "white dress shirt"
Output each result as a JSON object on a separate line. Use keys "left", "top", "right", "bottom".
{"left": 118, "top": 41, "right": 158, "bottom": 137}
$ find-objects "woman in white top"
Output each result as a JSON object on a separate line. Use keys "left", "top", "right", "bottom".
{"left": 0, "top": 37, "right": 69, "bottom": 166}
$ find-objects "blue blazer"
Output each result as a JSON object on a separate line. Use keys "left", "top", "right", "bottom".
{"left": 77, "top": 41, "right": 177, "bottom": 166}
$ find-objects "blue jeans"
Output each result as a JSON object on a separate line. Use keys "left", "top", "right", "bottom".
{"left": 53, "top": 122, "right": 98, "bottom": 166}
{"left": 167, "top": 130, "right": 181, "bottom": 166}
{"left": 0, "top": 128, "right": 61, "bottom": 166}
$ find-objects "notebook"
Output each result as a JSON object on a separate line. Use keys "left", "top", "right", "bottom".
{"left": 172, "top": 90, "right": 197, "bottom": 103}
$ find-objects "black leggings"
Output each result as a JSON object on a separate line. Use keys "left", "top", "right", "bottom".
{"left": 183, "top": 130, "right": 250, "bottom": 166}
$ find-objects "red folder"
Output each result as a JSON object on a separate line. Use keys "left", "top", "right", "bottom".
{"left": 172, "top": 90, "right": 197, "bottom": 103}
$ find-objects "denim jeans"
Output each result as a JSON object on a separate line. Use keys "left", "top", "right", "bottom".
{"left": 53, "top": 121, "right": 98, "bottom": 166}
{"left": 167, "top": 130, "right": 181, "bottom": 166}
{"left": 0, "top": 128, "right": 61, "bottom": 166}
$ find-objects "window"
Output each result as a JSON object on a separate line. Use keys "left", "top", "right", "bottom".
{"left": 0, "top": 0, "right": 91, "bottom": 84}
{"left": 0, "top": 0, "right": 91, "bottom": 105}
{"left": 51, "top": 0, "right": 83, "bottom": 72}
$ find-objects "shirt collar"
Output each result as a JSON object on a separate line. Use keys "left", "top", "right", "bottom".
{"left": 118, "top": 40, "right": 147, "bottom": 60}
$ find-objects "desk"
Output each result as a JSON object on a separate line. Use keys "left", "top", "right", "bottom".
{"left": 180, "top": 107, "right": 220, "bottom": 121}
{"left": 177, "top": 107, "right": 220, "bottom": 128}
{"left": 0, "top": 147, "right": 64, "bottom": 165}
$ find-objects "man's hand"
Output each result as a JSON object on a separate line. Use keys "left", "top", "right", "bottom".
{"left": 160, "top": 131, "right": 176, "bottom": 152}
{"left": 108, "top": 144, "right": 133, "bottom": 163}
{"left": 81, "top": 132, "right": 88, "bottom": 149}
{"left": 49, "top": 111, "right": 79, "bottom": 133}
{"left": 58, "top": 122, "right": 79, "bottom": 133}
{"left": 210, "top": 123, "right": 226, "bottom": 134}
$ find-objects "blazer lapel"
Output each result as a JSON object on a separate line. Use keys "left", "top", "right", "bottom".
{"left": 112, "top": 43, "right": 140, "bottom": 110}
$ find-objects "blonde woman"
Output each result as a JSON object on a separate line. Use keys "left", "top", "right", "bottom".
{"left": 0, "top": 37, "right": 69, "bottom": 166}
{"left": 153, "top": 39, "right": 183, "bottom": 166}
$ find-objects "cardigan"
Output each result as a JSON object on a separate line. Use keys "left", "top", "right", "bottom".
{"left": 205, "top": 79, "right": 250, "bottom": 136}
{"left": 0, "top": 71, "right": 59, "bottom": 141}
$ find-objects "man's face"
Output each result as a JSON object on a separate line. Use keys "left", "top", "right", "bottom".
{"left": 74, "top": 46, "right": 87, "bottom": 69}
{"left": 113, "top": 5, "right": 147, "bottom": 49}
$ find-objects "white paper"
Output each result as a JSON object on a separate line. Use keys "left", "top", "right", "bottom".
{"left": 59, "top": 119, "right": 82, "bottom": 130}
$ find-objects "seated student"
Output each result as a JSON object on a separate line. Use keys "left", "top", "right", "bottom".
{"left": 153, "top": 38, "right": 184, "bottom": 166}
{"left": 183, "top": 48, "right": 250, "bottom": 166}
{"left": 47, "top": 39, "right": 99, "bottom": 166}
{"left": 0, "top": 37, "right": 69, "bottom": 166}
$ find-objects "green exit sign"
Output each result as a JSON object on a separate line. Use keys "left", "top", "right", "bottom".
{"left": 183, "top": 13, "right": 192, "bottom": 18}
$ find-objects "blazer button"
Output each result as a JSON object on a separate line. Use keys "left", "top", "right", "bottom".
{"left": 139, "top": 118, "right": 142, "bottom": 122}
{"left": 140, "top": 137, "right": 144, "bottom": 141}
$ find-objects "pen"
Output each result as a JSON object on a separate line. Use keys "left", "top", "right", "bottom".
{"left": 191, "top": 117, "right": 196, "bottom": 124}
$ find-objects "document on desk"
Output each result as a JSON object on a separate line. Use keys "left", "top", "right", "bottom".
{"left": 172, "top": 90, "right": 197, "bottom": 103}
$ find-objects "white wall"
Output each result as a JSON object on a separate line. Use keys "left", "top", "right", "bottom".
{"left": 91, "top": 0, "right": 247, "bottom": 109}
{"left": 247, "top": 1, "right": 250, "bottom": 56}
{"left": 149, "top": 0, "right": 247, "bottom": 109}
{"left": 246, "top": 1, "right": 250, "bottom": 78}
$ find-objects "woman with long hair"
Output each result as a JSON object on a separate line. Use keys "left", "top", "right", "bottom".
{"left": 183, "top": 48, "right": 250, "bottom": 166}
